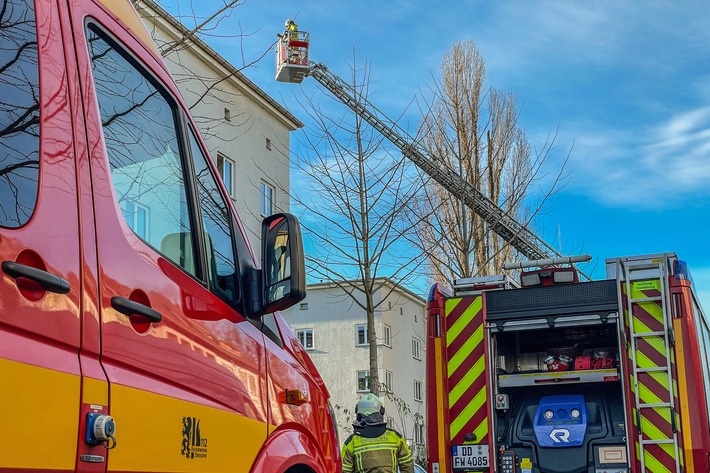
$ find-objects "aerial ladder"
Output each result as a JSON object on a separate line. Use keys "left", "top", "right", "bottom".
{"left": 276, "top": 24, "right": 580, "bottom": 268}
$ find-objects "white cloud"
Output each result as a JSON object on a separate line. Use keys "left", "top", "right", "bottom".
{"left": 475, "top": 1, "right": 710, "bottom": 75}
{"left": 561, "top": 105, "right": 710, "bottom": 208}
{"left": 645, "top": 107, "right": 710, "bottom": 184}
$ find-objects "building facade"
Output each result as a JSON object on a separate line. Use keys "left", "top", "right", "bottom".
{"left": 281, "top": 279, "right": 428, "bottom": 461}
{"left": 133, "top": 1, "right": 428, "bottom": 461}
{"left": 135, "top": 0, "right": 302, "bottom": 251}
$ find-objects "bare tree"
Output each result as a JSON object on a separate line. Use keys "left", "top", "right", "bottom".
{"left": 291, "top": 58, "right": 423, "bottom": 392}
{"left": 133, "top": 0, "right": 299, "bottom": 251}
{"left": 412, "top": 40, "right": 568, "bottom": 283}
{"left": 134, "top": 0, "right": 275, "bottom": 143}
{"left": 0, "top": 0, "right": 40, "bottom": 227}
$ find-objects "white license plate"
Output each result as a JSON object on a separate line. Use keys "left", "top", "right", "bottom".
{"left": 451, "top": 444, "right": 490, "bottom": 471}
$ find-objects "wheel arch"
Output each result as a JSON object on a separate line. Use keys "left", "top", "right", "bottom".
{"left": 249, "top": 427, "right": 331, "bottom": 473}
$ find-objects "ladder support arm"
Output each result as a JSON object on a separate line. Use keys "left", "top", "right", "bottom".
{"left": 306, "top": 63, "right": 565, "bottom": 262}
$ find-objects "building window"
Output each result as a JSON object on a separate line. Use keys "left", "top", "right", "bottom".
{"left": 414, "top": 423, "right": 424, "bottom": 444}
{"left": 385, "top": 370, "right": 393, "bottom": 392}
{"left": 217, "top": 153, "right": 235, "bottom": 197}
{"left": 265, "top": 138, "right": 272, "bottom": 150}
{"left": 296, "top": 329, "right": 314, "bottom": 350}
{"left": 384, "top": 324, "right": 392, "bottom": 347}
{"left": 299, "top": 303, "right": 308, "bottom": 310}
{"left": 400, "top": 307, "right": 403, "bottom": 315}
{"left": 224, "top": 107, "right": 231, "bottom": 121}
{"left": 412, "top": 338, "right": 421, "bottom": 360}
{"left": 122, "top": 200, "right": 149, "bottom": 240}
{"left": 357, "top": 371, "right": 370, "bottom": 392}
{"left": 260, "top": 181, "right": 274, "bottom": 216}
{"left": 356, "top": 324, "right": 368, "bottom": 346}
{"left": 414, "top": 380, "right": 422, "bottom": 402}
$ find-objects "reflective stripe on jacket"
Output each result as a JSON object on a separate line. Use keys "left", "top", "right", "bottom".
{"left": 341, "top": 428, "right": 414, "bottom": 473}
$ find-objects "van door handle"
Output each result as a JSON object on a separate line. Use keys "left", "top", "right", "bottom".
{"left": 111, "top": 297, "right": 162, "bottom": 323}
{"left": 2, "top": 261, "right": 71, "bottom": 294}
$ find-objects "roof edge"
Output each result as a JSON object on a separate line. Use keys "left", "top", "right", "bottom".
{"left": 136, "top": 0, "right": 304, "bottom": 130}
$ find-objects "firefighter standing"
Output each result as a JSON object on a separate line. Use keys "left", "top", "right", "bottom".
{"left": 282, "top": 19, "right": 304, "bottom": 65}
{"left": 341, "top": 394, "right": 414, "bottom": 473}
{"left": 285, "top": 19, "right": 298, "bottom": 38}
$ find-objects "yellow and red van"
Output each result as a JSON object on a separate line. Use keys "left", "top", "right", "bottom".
{"left": 0, "top": 0, "right": 340, "bottom": 471}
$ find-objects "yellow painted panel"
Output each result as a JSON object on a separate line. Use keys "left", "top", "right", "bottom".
{"left": 84, "top": 376, "right": 109, "bottom": 406}
{"left": 445, "top": 298, "right": 463, "bottom": 318}
{"left": 632, "top": 304, "right": 662, "bottom": 331}
{"left": 108, "top": 384, "right": 267, "bottom": 472}
{"left": 634, "top": 442, "right": 674, "bottom": 473}
{"left": 472, "top": 418, "right": 489, "bottom": 446}
{"left": 631, "top": 279, "right": 660, "bottom": 298}
{"left": 638, "top": 381, "right": 664, "bottom": 406}
{"left": 446, "top": 297, "right": 482, "bottom": 347}
{"left": 642, "top": 449, "right": 673, "bottom": 473}
{"left": 447, "top": 325, "right": 483, "bottom": 376}
{"left": 0, "top": 359, "right": 80, "bottom": 469}
{"left": 449, "top": 356, "right": 485, "bottom": 406}
{"left": 640, "top": 411, "right": 672, "bottom": 439}
{"left": 640, "top": 336, "right": 668, "bottom": 360}
{"left": 450, "top": 385, "right": 486, "bottom": 439}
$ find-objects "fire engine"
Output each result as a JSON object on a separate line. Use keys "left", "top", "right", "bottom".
{"left": 426, "top": 253, "right": 710, "bottom": 473}
{"left": 275, "top": 26, "right": 710, "bottom": 473}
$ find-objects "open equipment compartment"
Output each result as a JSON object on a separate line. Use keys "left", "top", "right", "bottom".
{"left": 486, "top": 279, "right": 630, "bottom": 473}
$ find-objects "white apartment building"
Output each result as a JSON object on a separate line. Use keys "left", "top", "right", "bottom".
{"left": 134, "top": 1, "right": 429, "bottom": 459}
{"left": 135, "top": 0, "right": 302, "bottom": 250}
{"left": 281, "top": 279, "right": 428, "bottom": 458}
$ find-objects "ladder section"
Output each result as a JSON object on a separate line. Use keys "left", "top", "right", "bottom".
{"left": 619, "top": 257, "right": 681, "bottom": 473}
{"left": 306, "top": 63, "right": 561, "bottom": 262}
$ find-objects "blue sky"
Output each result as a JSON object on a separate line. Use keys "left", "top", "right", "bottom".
{"left": 160, "top": 1, "right": 710, "bottom": 310}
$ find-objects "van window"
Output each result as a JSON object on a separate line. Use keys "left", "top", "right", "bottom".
{"left": 188, "top": 129, "right": 239, "bottom": 302}
{"left": 86, "top": 25, "right": 197, "bottom": 277}
{"left": 0, "top": 0, "right": 40, "bottom": 228}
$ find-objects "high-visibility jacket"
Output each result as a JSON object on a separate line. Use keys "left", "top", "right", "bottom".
{"left": 341, "top": 428, "right": 414, "bottom": 473}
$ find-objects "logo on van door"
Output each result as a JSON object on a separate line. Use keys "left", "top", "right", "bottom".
{"left": 181, "top": 417, "right": 208, "bottom": 459}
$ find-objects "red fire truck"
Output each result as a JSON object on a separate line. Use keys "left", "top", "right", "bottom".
{"left": 275, "top": 26, "right": 710, "bottom": 473}
{"left": 426, "top": 253, "right": 710, "bottom": 473}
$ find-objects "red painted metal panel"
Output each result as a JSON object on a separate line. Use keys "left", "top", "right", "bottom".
{"left": 0, "top": 0, "right": 83, "bottom": 468}
{"left": 670, "top": 279, "right": 710, "bottom": 471}
{"left": 426, "top": 284, "right": 450, "bottom": 471}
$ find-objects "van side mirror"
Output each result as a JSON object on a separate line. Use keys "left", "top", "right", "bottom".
{"left": 260, "top": 213, "right": 306, "bottom": 313}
